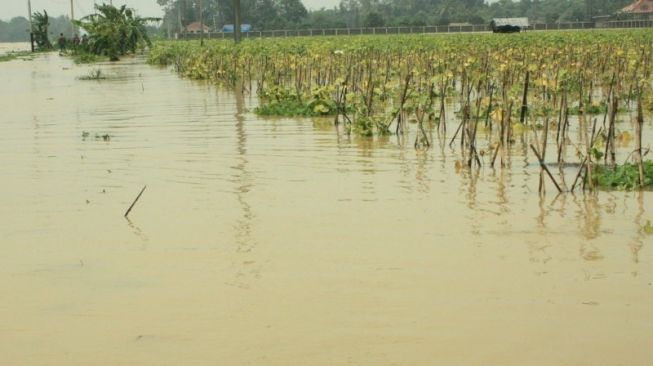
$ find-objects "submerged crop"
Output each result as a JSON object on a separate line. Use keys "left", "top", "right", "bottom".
{"left": 592, "top": 161, "right": 653, "bottom": 190}
{"left": 150, "top": 30, "right": 653, "bottom": 192}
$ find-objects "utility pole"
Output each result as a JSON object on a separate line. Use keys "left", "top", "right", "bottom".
{"left": 233, "top": 0, "right": 241, "bottom": 44}
{"left": 27, "top": 0, "right": 32, "bottom": 29}
{"left": 27, "top": 0, "right": 34, "bottom": 51}
{"left": 178, "top": 1, "right": 183, "bottom": 37}
{"left": 70, "top": 0, "right": 76, "bottom": 37}
{"left": 199, "top": 0, "right": 204, "bottom": 46}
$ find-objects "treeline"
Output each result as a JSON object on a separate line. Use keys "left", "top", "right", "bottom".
{"left": 0, "top": 13, "right": 159, "bottom": 43}
{"left": 1, "top": 0, "right": 636, "bottom": 42}
{"left": 0, "top": 15, "right": 73, "bottom": 42}
{"left": 158, "top": 0, "right": 633, "bottom": 33}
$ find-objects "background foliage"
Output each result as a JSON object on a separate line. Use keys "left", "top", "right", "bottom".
{"left": 0, "top": 0, "right": 639, "bottom": 42}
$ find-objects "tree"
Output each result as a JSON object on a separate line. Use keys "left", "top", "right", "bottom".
{"left": 305, "top": 8, "right": 347, "bottom": 29}
{"left": 31, "top": 11, "right": 52, "bottom": 49}
{"left": 251, "top": 0, "right": 279, "bottom": 29}
{"left": 74, "top": 4, "right": 160, "bottom": 61}
{"left": 0, "top": 17, "right": 30, "bottom": 42}
{"left": 363, "top": 11, "right": 384, "bottom": 27}
{"left": 276, "top": 0, "right": 308, "bottom": 25}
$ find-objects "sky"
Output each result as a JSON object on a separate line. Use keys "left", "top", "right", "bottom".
{"left": 0, "top": 0, "right": 340, "bottom": 21}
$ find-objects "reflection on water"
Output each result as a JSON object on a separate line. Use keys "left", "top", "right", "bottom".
{"left": 633, "top": 193, "right": 645, "bottom": 259}
{"left": 1, "top": 54, "right": 653, "bottom": 366}
{"left": 227, "top": 82, "right": 261, "bottom": 289}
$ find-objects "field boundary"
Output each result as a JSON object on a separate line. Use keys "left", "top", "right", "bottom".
{"left": 175, "top": 20, "right": 653, "bottom": 40}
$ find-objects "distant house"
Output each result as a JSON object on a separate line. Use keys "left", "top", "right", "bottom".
{"left": 185, "top": 22, "right": 209, "bottom": 34}
{"left": 621, "top": 0, "right": 653, "bottom": 17}
{"left": 490, "top": 17, "right": 529, "bottom": 33}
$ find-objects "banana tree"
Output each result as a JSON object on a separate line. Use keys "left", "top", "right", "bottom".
{"left": 31, "top": 10, "right": 52, "bottom": 50}
{"left": 74, "top": 4, "right": 160, "bottom": 61}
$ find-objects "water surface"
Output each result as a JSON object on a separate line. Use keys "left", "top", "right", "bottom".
{"left": 0, "top": 42, "right": 30, "bottom": 55}
{"left": 1, "top": 53, "right": 652, "bottom": 366}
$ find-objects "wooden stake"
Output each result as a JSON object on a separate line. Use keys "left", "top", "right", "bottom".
{"left": 571, "top": 157, "right": 588, "bottom": 191}
{"left": 520, "top": 71, "right": 529, "bottom": 124}
{"left": 124, "top": 186, "right": 147, "bottom": 218}
{"left": 530, "top": 144, "right": 563, "bottom": 193}
{"left": 637, "top": 92, "right": 645, "bottom": 187}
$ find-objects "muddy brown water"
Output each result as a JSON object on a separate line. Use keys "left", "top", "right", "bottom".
{"left": 0, "top": 42, "right": 30, "bottom": 56}
{"left": 1, "top": 53, "right": 652, "bottom": 365}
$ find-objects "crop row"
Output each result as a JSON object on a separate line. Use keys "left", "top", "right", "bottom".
{"left": 149, "top": 31, "right": 653, "bottom": 190}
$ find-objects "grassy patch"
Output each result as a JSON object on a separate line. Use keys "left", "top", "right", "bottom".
{"left": 0, "top": 51, "right": 34, "bottom": 62}
{"left": 71, "top": 50, "right": 102, "bottom": 64}
{"left": 0, "top": 54, "right": 17, "bottom": 62}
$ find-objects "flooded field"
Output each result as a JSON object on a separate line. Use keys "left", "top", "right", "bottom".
{"left": 0, "top": 42, "right": 30, "bottom": 55}
{"left": 1, "top": 53, "right": 652, "bottom": 365}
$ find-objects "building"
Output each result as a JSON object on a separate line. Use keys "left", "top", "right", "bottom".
{"left": 620, "top": 0, "right": 653, "bottom": 18}
{"left": 185, "top": 22, "right": 210, "bottom": 34}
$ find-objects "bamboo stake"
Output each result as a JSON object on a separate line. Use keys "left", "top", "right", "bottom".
{"left": 571, "top": 157, "right": 588, "bottom": 191}
{"left": 636, "top": 92, "right": 645, "bottom": 187}
{"left": 530, "top": 144, "right": 563, "bottom": 193}
{"left": 520, "top": 71, "right": 529, "bottom": 124}
{"left": 124, "top": 186, "right": 147, "bottom": 218}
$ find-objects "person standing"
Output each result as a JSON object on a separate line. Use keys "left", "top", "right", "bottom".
{"left": 57, "top": 33, "right": 66, "bottom": 52}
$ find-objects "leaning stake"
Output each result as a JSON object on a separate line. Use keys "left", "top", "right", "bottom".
{"left": 530, "top": 144, "right": 563, "bottom": 193}
{"left": 124, "top": 185, "right": 147, "bottom": 217}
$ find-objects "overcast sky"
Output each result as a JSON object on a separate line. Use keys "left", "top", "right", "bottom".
{"left": 1, "top": 0, "right": 340, "bottom": 21}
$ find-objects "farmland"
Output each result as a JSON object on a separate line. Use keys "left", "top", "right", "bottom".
{"left": 151, "top": 30, "right": 653, "bottom": 190}
{"left": 2, "top": 29, "right": 653, "bottom": 366}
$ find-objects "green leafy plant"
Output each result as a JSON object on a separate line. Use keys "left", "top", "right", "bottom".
{"left": 31, "top": 10, "right": 52, "bottom": 50}
{"left": 255, "top": 85, "right": 337, "bottom": 117}
{"left": 592, "top": 161, "right": 653, "bottom": 190}
{"left": 74, "top": 4, "right": 159, "bottom": 61}
{"left": 73, "top": 50, "right": 101, "bottom": 64}
{"left": 150, "top": 30, "right": 653, "bottom": 142}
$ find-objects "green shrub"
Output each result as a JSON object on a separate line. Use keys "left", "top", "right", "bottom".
{"left": 592, "top": 161, "right": 653, "bottom": 190}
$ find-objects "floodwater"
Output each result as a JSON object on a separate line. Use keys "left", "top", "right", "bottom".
{"left": 1, "top": 53, "right": 652, "bottom": 366}
{"left": 0, "top": 42, "right": 30, "bottom": 55}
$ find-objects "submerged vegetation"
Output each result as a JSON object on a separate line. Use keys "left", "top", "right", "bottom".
{"left": 73, "top": 4, "right": 159, "bottom": 61}
{"left": 77, "top": 68, "right": 106, "bottom": 80}
{"left": 72, "top": 51, "right": 102, "bottom": 64}
{"left": 255, "top": 86, "right": 337, "bottom": 117}
{"left": 592, "top": 161, "right": 653, "bottom": 190}
{"left": 0, "top": 51, "right": 35, "bottom": 62}
{"left": 150, "top": 30, "right": 653, "bottom": 192}
{"left": 81, "top": 131, "right": 111, "bottom": 141}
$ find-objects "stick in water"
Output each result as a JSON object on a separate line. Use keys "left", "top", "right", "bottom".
{"left": 529, "top": 145, "right": 563, "bottom": 193}
{"left": 124, "top": 185, "right": 147, "bottom": 218}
